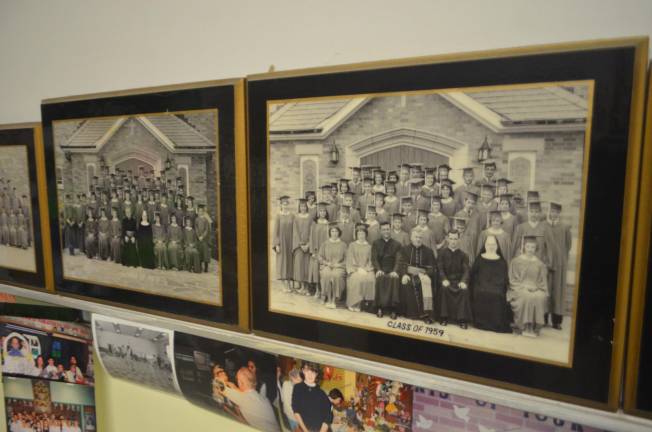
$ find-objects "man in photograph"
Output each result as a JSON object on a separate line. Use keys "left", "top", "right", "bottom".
{"left": 397, "top": 230, "right": 437, "bottom": 324}
{"left": 545, "top": 202, "right": 572, "bottom": 330}
{"left": 372, "top": 221, "right": 402, "bottom": 319}
{"left": 220, "top": 367, "right": 280, "bottom": 432}
{"left": 438, "top": 230, "right": 471, "bottom": 328}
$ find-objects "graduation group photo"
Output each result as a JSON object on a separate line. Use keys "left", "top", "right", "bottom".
{"left": 0, "top": 145, "right": 36, "bottom": 273}
{"left": 267, "top": 81, "right": 592, "bottom": 364}
{"left": 51, "top": 109, "right": 221, "bottom": 305}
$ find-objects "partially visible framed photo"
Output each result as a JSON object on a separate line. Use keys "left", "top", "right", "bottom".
{"left": 624, "top": 65, "right": 652, "bottom": 418}
{"left": 247, "top": 37, "right": 648, "bottom": 408}
{"left": 42, "top": 80, "right": 248, "bottom": 328}
{"left": 0, "top": 124, "right": 52, "bottom": 291}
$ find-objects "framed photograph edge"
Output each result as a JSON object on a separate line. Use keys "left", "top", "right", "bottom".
{"left": 246, "top": 36, "right": 650, "bottom": 411}
{"left": 40, "top": 78, "right": 250, "bottom": 330}
{"left": 624, "top": 63, "right": 652, "bottom": 417}
{"left": 0, "top": 122, "right": 55, "bottom": 293}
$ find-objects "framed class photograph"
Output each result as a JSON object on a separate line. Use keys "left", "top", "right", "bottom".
{"left": 624, "top": 66, "right": 652, "bottom": 418}
{"left": 41, "top": 80, "right": 248, "bottom": 328}
{"left": 0, "top": 124, "right": 53, "bottom": 291}
{"left": 247, "top": 37, "right": 649, "bottom": 407}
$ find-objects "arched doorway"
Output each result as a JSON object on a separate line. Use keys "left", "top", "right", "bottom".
{"left": 360, "top": 146, "right": 449, "bottom": 172}
{"left": 114, "top": 158, "right": 155, "bottom": 176}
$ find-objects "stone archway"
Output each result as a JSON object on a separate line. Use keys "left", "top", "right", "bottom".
{"left": 344, "top": 128, "right": 470, "bottom": 180}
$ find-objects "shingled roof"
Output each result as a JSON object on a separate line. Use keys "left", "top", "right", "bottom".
{"left": 61, "top": 113, "right": 215, "bottom": 150}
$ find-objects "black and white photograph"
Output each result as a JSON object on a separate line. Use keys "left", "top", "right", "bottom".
{"left": 267, "top": 82, "right": 592, "bottom": 365}
{"left": 0, "top": 321, "right": 93, "bottom": 386}
{"left": 52, "top": 109, "right": 221, "bottom": 305}
{"left": 173, "top": 333, "right": 281, "bottom": 432}
{"left": 92, "top": 314, "right": 179, "bottom": 394}
{"left": 0, "top": 145, "right": 36, "bottom": 273}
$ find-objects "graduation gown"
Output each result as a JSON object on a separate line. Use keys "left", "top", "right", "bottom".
{"left": 167, "top": 224, "right": 184, "bottom": 269}
{"left": 64, "top": 203, "right": 75, "bottom": 251}
{"left": 153, "top": 223, "right": 168, "bottom": 269}
{"left": 508, "top": 254, "right": 548, "bottom": 328}
{"left": 272, "top": 212, "right": 294, "bottom": 280}
{"left": 109, "top": 218, "right": 122, "bottom": 263}
{"left": 397, "top": 243, "right": 437, "bottom": 319}
{"left": 338, "top": 221, "right": 355, "bottom": 245}
{"left": 346, "top": 241, "right": 376, "bottom": 307}
{"left": 183, "top": 226, "right": 201, "bottom": 273}
{"left": 470, "top": 255, "right": 512, "bottom": 332}
{"left": 318, "top": 239, "right": 347, "bottom": 300}
{"left": 390, "top": 229, "right": 410, "bottom": 246}
{"left": 511, "top": 221, "right": 554, "bottom": 267}
{"left": 366, "top": 220, "right": 380, "bottom": 245}
{"left": 454, "top": 183, "right": 478, "bottom": 212}
{"left": 371, "top": 237, "right": 402, "bottom": 309}
{"left": 440, "top": 197, "right": 456, "bottom": 218}
{"left": 195, "top": 214, "right": 211, "bottom": 264}
{"left": 292, "top": 213, "right": 313, "bottom": 282}
{"left": 0, "top": 212, "right": 7, "bottom": 244}
{"left": 500, "top": 212, "right": 518, "bottom": 239}
{"left": 546, "top": 220, "right": 572, "bottom": 316}
{"left": 83, "top": 219, "right": 97, "bottom": 258}
{"left": 402, "top": 211, "right": 418, "bottom": 234}
{"left": 438, "top": 247, "right": 471, "bottom": 322}
{"left": 427, "top": 213, "right": 449, "bottom": 250}
{"left": 358, "top": 193, "right": 374, "bottom": 220}
{"left": 308, "top": 220, "right": 329, "bottom": 284}
{"left": 415, "top": 185, "right": 438, "bottom": 211}
{"left": 384, "top": 196, "right": 400, "bottom": 216}
{"left": 375, "top": 207, "right": 390, "bottom": 225}
{"left": 97, "top": 218, "right": 110, "bottom": 260}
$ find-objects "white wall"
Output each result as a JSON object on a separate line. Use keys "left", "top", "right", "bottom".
{"left": 0, "top": 0, "right": 651, "bottom": 124}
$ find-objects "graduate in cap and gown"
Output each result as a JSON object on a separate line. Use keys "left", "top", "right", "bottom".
{"left": 454, "top": 167, "right": 478, "bottom": 213}
{"left": 545, "top": 202, "right": 572, "bottom": 329}
{"left": 371, "top": 168, "right": 386, "bottom": 194}
{"left": 364, "top": 205, "right": 381, "bottom": 244}
{"left": 396, "top": 164, "right": 412, "bottom": 198}
{"left": 337, "top": 192, "right": 360, "bottom": 223}
{"left": 416, "top": 168, "right": 438, "bottom": 211}
{"left": 452, "top": 217, "right": 476, "bottom": 267}
{"left": 493, "top": 178, "right": 514, "bottom": 211}
{"left": 292, "top": 198, "right": 313, "bottom": 294}
{"left": 475, "top": 183, "right": 496, "bottom": 231}
{"left": 439, "top": 179, "right": 457, "bottom": 218}
{"left": 137, "top": 209, "right": 155, "bottom": 270}
{"left": 454, "top": 191, "right": 481, "bottom": 263}
{"left": 438, "top": 230, "right": 472, "bottom": 328}
{"left": 389, "top": 213, "right": 410, "bottom": 246}
{"left": 512, "top": 199, "right": 554, "bottom": 269}
{"left": 357, "top": 178, "right": 374, "bottom": 221}
{"left": 374, "top": 191, "right": 390, "bottom": 225}
{"left": 121, "top": 205, "right": 139, "bottom": 267}
{"left": 272, "top": 196, "right": 294, "bottom": 292}
{"left": 427, "top": 196, "right": 449, "bottom": 251}
{"left": 470, "top": 234, "right": 512, "bottom": 333}
{"left": 383, "top": 181, "right": 400, "bottom": 216}
{"left": 397, "top": 229, "right": 438, "bottom": 323}
{"left": 152, "top": 212, "right": 169, "bottom": 269}
{"left": 96, "top": 207, "right": 111, "bottom": 260}
{"left": 318, "top": 223, "right": 348, "bottom": 308}
{"left": 196, "top": 204, "right": 212, "bottom": 272}
{"left": 372, "top": 221, "right": 402, "bottom": 318}
{"left": 305, "top": 191, "right": 318, "bottom": 220}
{"left": 498, "top": 194, "right": 518, "bottom": 238}
{"left": 167, "top": 213, "right": 184, "bottom": 270}
{"left": 346, "top": 223, "right": 376, "bottom": 311}
{"left": 336, "top": 178, "right": 351, "bottom": 207}
{"left": 320, "top": 184, "right": 339, "bottom": 220}
{"left": 109, "top": 207, "right": 122, "bottom": 263}
{"left": 508, "top": 235, "right": 549, "bottom": 337}
{"left": 183, "top": 215, "right": 201, "bottom": 273}
{"left": 336, "top": 205, "right": 355, "bottom": 245}
{"left": 411, "top": 209, "right": 436, "bottom": 252}
{"left": 309, "top": 202, "right": 331, "bottom": 299}
{"left": 400, "top": 197, "right": 418, "bottom": 234}
{"left": 83, "top": 207, "right": 97, "bottom": 259}
{"left": 348, "top": 167, "right": 363, "bottom": 198}
{"left": 479, "top": 160, "right": 498, "bottom": 186}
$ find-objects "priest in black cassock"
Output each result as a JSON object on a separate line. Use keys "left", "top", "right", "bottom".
{"left": 438, "top": 230, "right": 472, "bottom": 328}
{"left": 397, "top": 229, "right": 438, "bottom": 324}
{"left": 371, "top": 221, "right": 402, "bottom": 319}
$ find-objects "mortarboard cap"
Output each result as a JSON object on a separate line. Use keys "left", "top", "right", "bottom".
{"left": 278, "top": 195, "right": 290, "bottom": 202}
{"left": 316, "top": 201, "right": 329, "bottom": 208}
{"left": 482, "top": 160, "right": 497, "bottom": 168}
{"left": 528, "top": 200, "right": 542, "bottom": 211}
{"left": 339, "top": 205, "right": 351, "bottom": 213}
{"left": 416, "top": 209, "right": 429, "bottom": 219}
{"left": 498, "top": 193, "right": 513, "bottom": 202}
{"left": 305, "top": 190, "right": 316, "bottom": 197}
{"left": 320, "top": 184, "right": 333, "bottom": 190}
{"left": 523, "top": 234, "right": 543, "bottom": 244}
{"left": 451, "top": 216, "right": 468, "bottom": 228}
{"left": 366, "top": 205, "right": 377, "bottom": 214}
{"left": 549, "top": 202, "right": 563, "bottom": 212}
{"left": 339, "top": 178, "right": 350, "bottom": 184}
{"left": 496, "top": 178, "right": 513, "bottom": 186}
{"left": 349, "top": 167, "right": 361, "bottom": 172}
{"left": 440, "top": 179, "right": 456, "bottom": 188}
{"left": 362, "top": 177, "right": 373, "bottom": 184}
{"left": 479, "top": 183, "right": 495, "bottom": 195}
{"left": 437, "top": 164, "right": 452, "bottom": 172}
{"left": 400, "top": 196, "right": 413, "bottom": 204}
{"left": 391, "top": 213, "right": 405, "bottom": 220}
{"left": 374, "top": 191, "right": 386, "bottom": 198}
{"left": 465, "top": 191, "right": 479, "bottom": 202}
{"left": 424, "top": 167, "right": 436, "bottom": 176}
{"left": 384, "top": 181, "right": 396, "bottom": 190}
{"left": 355, "top": 222, "right": 369, "bottom": 230}
{"left": 342, "top": 191, "right": 355, "bottom": 197}
{"left": 526, "top": 191, "right": 540, "bottom": 202}
{"left": 462, "top": 166, "right": 475, "bottom": 174}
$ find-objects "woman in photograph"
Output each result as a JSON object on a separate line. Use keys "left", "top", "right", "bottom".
{"left": 0, "top": 207, "right": 8, "bottom": 245}
{"left": 109, "top": 207, "right": 122, "bottom": 263}
{"left": 183, "top": 216, "right": 201, "bottom": 273}
{"left": 8, "top": 208, "right": 17, "bottom": 246}
{"left": 383, "top": 181, "right": 399, "bottom": 216}
{"left": 508, "top": 235, "right": 549, "bottom": 337}
{"left": 16, "top": 208, "right": 28, "bottom": 249}
{"left": 292, "top": 361, "right": 333, "bottom": 432}
{"left": 167, "top": 213, "right": 184, "bottom": 270}
{"left": 3, "top": 336, "right": 31, "bottom": 375}
{"left": 372, "top": 170, "right": 385, "bottom": 194}
{"left": 281, "top": 368, "right": 303, "bottom": 431}
{"left": 84, "top": 207, "right": 97, "bottom": 259}
{"left": 427, "top": 197, "right": 449, "bottom": 252}
{"left": 136, "top": 209, "right": 155, "bottom": 269}
{"left": 121, "top": 206, "right": 139, "bottom": 267}
{"left": 336, "top": 179, "right": 351, "bottom": 207}
{"left": 440, "top": 181, "right": 457, "bottom": 218}
{"left": 273, "top": 196, "right": 295, "bottom": 292}
{"left": 346, "top": 224, "right": 375, "bottom": 312}
{"left": 153, "top": 212, "right": 168, "bottom": 270}
{"left": 470, "top": 235, "right": 512, "bottom": 333}
{"left": 498, "top": 194, "right": 518, "bottom": 238}
{"left": 97, "top": 207, "right": 110, "bottom": 260}
{"left": 411, "top": 210, "right": 435, "bottom": 252}
{"left": 32, "top": 355, "right": 45, "bottom": 377}
{"left": 476, "top": 210, "right": 512, "bottom": 262}
{"left": 134, "top": 192, "right": 145, "bottom": 223}
{"left": 416, "top": 168, "right": 437, "bottom": 211}
{"left": 318, "top": 225, "right": 348, "bottom": 309}
{"left": 293, "top": 199, "right": 313, "bottom": 295}
{"left": 309, "top": 203, "right": 330, "bottom": 300}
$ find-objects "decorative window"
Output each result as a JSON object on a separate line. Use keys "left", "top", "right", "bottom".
{"left": 300, "top": 156, "right": 319, "bottom": 198}
{"left": 508, "top": 152, "right": 536, "bottom": 197}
